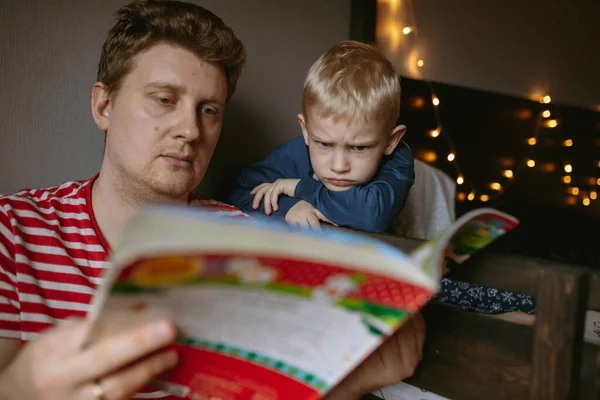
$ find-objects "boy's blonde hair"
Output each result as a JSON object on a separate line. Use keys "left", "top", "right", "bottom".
{"left": 303, "top": 40, "right": 400, "bottom": 130}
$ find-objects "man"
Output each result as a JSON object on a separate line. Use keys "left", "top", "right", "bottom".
{"left": 0, "top": 1, "right": 424, "bottom": 399}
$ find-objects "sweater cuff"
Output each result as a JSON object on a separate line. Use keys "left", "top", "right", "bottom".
{"left": 294, "top": 178, "right": 320, "bottom": 203}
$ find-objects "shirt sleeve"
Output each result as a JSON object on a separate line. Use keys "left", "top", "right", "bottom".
{"left": 294, "top": 142, "right": 415, "bottom": 233}
{"left": 0, "top": 203, "right": 21, "bottom": 339}
{"left": 228, "top": 138, "right": 309, "bottom": 218}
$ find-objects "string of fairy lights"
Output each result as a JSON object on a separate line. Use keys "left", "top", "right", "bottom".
{"left": 377, "top": 0, "right": 599, "bottom": 207}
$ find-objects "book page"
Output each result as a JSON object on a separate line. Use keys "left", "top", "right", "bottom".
{"left": 86, "top": 206, "right": 438, "bottom": 400}
{"left": 408, "top": 208, "right": 519, "bottom": 278}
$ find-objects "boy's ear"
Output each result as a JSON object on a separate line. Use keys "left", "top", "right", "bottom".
{"left": 297, "top": 114, "right": 309, "bottom": 146}
{"left": 384, "top": 124, "right": 406, "bottom": 155}
{"left": 91, "top": 82, "right": 112, "bottom": 133}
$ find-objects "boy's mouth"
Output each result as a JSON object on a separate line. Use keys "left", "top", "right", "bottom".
{"left": 326, "top": 178, "right": 354, "bottom": 187}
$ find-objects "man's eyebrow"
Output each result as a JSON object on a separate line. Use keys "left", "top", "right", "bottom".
{"left": 144, "top": 82, "right": 185, "bottom": 92}
{"left": 204, "top": 96, "right": 226, "bottom": 107}
{"left": 144, "top": 83, "right": 225, "bottom": 106}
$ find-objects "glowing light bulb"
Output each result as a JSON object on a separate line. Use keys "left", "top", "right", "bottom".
{"left": 545, "top": 119, "right": 558, "bottom": 128}
{"left": 402, "top": 26, "right": 413, "bottom": 34}
{"left": 540, "top": 95, "right": 552, "bottom": 104}
{"left": 457, "top": 192, "right": 466, "bottom": 201}
{"left": 480, "top": 194, "right": 489, "bottom": 202}
{"left": 527, "top": 159, "right": 535, "bottom": 168}
{"left": 563, "top": 175, "right": 571, "bottom": 184}
{"left": 417, "top": 59, "right": 424, "bottom": 68}
{"left": 564, "top": 164, "right": 572, "bottom": 173}
{"left": 563, "top": 139, "right": 573, "bottom": 147}
{"left": 571, "top": 187, "right": 579, "bottom": 196}
{"left": 591, "top": 191, "right": 598, "bottom": 200}
{"left": 456, "top": 175, "right": 464, "bottom": 185}
{"left": 503, "top": 169, "right": 514, "bottom": 178}
{"left": 432, "top": 97, "right": 440, "bottom": 106}
{"left": 542, "top": 110, "right": 551, "bottom": 118}
{"left": 527, "top": 137, "right": 537, "bottom": 145}
{"left": 597, "top": 178, "right": 600, "bottom": 186}
{"left": 429, "top": 129, "right": 440, "bottom": 138}
{"left": 467, "top": 192, "right": 475, "bottom": 201}
{"left": 583, "top": 198, "right": 591, "bottom": 206}
{"left": 490, "top": 182, "right": 501, "bottom": 191}
{"left": 447, "top": 152, "right": 455, "bottom": 162}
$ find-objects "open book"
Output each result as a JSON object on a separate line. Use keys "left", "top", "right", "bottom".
{"left": 85, "top": 206, "right": 518, "bottom": 400}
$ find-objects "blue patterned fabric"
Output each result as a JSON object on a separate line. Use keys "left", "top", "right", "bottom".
{"left": 433, "top": 278, "right": 537, "bottom": 315}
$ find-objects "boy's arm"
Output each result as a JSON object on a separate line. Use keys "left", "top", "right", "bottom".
{"left": 294, "top": 142, "right": 415, "bottom": 232}
{"left": 228, "top": 138, "right": 308, "bottom": 217}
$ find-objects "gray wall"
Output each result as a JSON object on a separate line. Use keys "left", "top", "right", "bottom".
{"left": 0, "top": 0, "right": 350, "bottom": 195}
{"left": 377, "top": 0, "right": 600, "bottom": 110}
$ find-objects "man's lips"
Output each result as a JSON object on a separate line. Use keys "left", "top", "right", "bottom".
{"left": 162, "top": 153, "right": 194, "bottom": 167}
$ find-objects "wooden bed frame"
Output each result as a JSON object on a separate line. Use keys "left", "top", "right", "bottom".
{"left": 358, "top": 233, "right": 600, "bottom": 400}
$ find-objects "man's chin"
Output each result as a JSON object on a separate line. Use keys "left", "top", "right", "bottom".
{"left": 150, "top": 171, "right": 200, "bottom": 199}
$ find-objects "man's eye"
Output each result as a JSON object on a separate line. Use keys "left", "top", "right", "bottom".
{"left": 155, "top": 96, "right": 174, "bottom": 105}
{"left": 318, "top": 141, "right": 332, "bottom": 148}
{"left": 202, "top": 106, "right": 218, "bottom": 116}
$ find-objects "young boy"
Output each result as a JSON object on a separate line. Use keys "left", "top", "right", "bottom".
{"left": 228, "top": 40, "right": 415, "bottom": 233}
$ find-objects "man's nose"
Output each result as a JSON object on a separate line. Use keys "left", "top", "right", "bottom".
{"left": 173, "top": 106, "right": 201, "bottom": 142}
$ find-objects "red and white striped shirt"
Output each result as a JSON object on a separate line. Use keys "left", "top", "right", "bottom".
{"left": 0, "top": 175, "right": 246, "bottom": 341}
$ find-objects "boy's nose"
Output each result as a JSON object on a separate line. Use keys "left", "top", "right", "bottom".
{"left": 331, "top": 152, "right": 351, "bottom": 173}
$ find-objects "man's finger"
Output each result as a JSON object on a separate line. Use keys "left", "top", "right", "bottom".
{"left": 71, "top": 319, "right": 176, "bottom": 383}
{"left": 77, "top": 349, "right": 178, "bottom": 400}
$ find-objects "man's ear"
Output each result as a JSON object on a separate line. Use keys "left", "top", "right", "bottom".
{"left": 384, "top": 124, "right": 406, "bottom": 155}
{"left": 91, "top": 82, "right": 112, "bottom": 132}
{"left": 297, "top": 114, "right": 309, "bottom": 146}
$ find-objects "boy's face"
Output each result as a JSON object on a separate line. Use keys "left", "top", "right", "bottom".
{"left": 298, "top": 112, "right": 406, "bottom": 192}
{"left": 92, "top": 43, "right": 228, "bottom": 200}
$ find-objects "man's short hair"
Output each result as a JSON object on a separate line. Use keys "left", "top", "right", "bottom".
{"left": 303, "top": 40, "right": 400, "bottom": 129}
{"left": 97, "top": 0, "right": 247, "bottom": 102}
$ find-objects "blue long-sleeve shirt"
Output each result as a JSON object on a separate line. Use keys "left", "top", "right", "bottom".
{"left": 228, "top": 137, "right": 415, "bottom": 233}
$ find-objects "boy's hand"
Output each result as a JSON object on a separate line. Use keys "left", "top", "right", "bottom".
{"left": 285, "top": 200, "right": 335, "bottom": 229}
{"left": 251, "top": 179, "right": 300, "bottom": 215}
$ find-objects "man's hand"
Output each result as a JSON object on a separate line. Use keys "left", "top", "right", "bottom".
{"left": 324, "top": 313, "right": 425, "bottom": 400}
{"left": 251, "top": 179, "right": 300, "bottom": 215}
{"left": 0, "top": 311, "right": 178, "bottom": 400}
{"left": 284, "top": 200, "right": 336, "bottom": 229}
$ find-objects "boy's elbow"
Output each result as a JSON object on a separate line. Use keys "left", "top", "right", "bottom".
{"left": 351, "top": 212, "right": 392, "bottom": 233}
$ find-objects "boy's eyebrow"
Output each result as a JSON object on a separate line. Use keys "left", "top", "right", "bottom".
{"left": 309, "top": 133, "right": 329, "bottom": 143}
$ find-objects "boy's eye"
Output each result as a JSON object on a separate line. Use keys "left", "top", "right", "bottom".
{"left": 352, "top": 146, "right": 367, "bottom": 151}
{"left": 317, "top": 141, "right": 332, "bottom": 148}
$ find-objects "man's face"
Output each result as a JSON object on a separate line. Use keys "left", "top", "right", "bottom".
{"left": 298, "top": 112, "right": 405, "bottom": 192}
{"left": 94, "top": 43, "right": 228, "bottom": 200}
